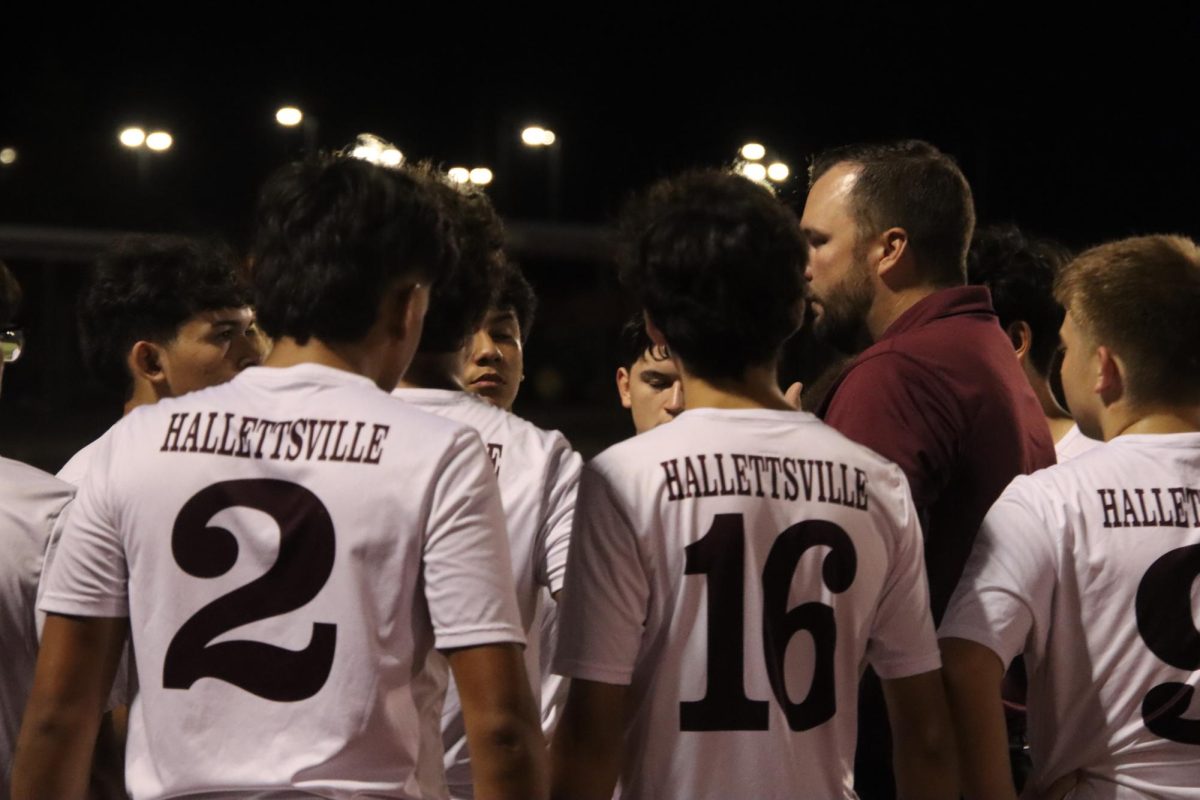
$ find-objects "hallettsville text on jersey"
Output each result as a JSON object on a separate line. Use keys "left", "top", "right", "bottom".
{"left": 160, "top": 411, "right": 391, "bottom": 464}
{"left": 1097, "top": 486, "right": 1200, "bottom": 528}
{"left": 661, "top": 452, "right": 869, "bottom": 510}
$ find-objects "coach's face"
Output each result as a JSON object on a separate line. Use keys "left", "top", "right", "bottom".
{"left": 801, "top": 163, "right": 875, "bottom": 351}
{"left": 159, "top": 306, "right": 264, "bottom": 397}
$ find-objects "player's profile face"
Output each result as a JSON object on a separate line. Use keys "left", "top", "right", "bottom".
{"left": 159, "top": 306, "right": 264, "bottom": 397}
{"left": 462, "top": 308, "right": 524, "bottom": 411}
{"left": 801, "top": 164, "right": 875, "bottom": 350}
{"left": 1058, "top": 310, "right": 1102, "bottom": 439}
{"left": 617, "top": 347, "right": 683, "bottom": 434}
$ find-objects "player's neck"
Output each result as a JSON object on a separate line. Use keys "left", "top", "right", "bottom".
{"left": 265, "top": 336, "right": 388, "bottom": 384}
{"left": 397, "top": 353, "right": 465, "bottom": 392}
{"left": 1107, "top": 404, "right": 1200, "bottom": 439}
{"left": 680, "top": 363, "right": 792, "bottom": 412}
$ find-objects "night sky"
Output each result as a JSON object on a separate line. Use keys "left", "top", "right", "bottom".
{"left": 3, "top": 10, "right": 1198, "bottom": 246}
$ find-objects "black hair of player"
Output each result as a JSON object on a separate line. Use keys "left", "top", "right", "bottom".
{"left": 489, "top": 260, "right": 538, "bottom": 345}
{"left": 967, "top": 224, "right": 1071, "bottom": 378}
{"left": 0, "top": 261, "right": 21, "bottom": 324}
{"left": 617, "top": 313, "right": 670, "bottom": 370}
{"left": 79, "top": 236, "right": 252, "bottom": 401}
{"left": 414, "top": 169, "right": 503, "bottom": 353}
{"left": 618, "top": 169, "right": 806, "bottom": 382}
{"left": 251, "top": 154, "right": 458, "bottom": 345}
{"left": 810, "top": 139, "right": 975, "bottom": 287}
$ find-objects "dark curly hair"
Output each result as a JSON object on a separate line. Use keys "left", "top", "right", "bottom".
{"left": 618, "top": 170, "right": 806, "bottom": 381}
{"left": 488, "top": 261, "right": 537, "bottom": 344}
{"left": 251, "top": 154, "right": 458, "bottom": 345}
{"left": 968, "top": 224, "right": 1070, "bottom": 377}
{"left": 617, "top": 312, "right": 669, "bottom": 370}
{"left": 80, "top": 236, "right": 251, "bottom": 400}
{"left": 415, "top": 169, "right": 505, "bottom": 353}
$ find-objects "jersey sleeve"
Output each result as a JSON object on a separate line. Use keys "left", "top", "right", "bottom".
{"left": 534, "top": 434, "right": 583, "bottom": 595}
{"left": 423, "top": 428, "right": 526, "bottom": 651}
{"left": 552, "top": 462, "right": 649, "bottom": 686}
{"left": 866, "top": 466, "right": 943, "bottom": 678}
{"left": 38, "top": 433, "right": 130, "bottom": 618}
{"left": 824, "top": 353, "right": 962, "bottom": 511}
{"left": 937, "top": 477, "right": 1057, "bottom": 668}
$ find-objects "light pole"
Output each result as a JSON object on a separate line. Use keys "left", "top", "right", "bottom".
{"left": 119, "top": 126, "right": 172, "bottom": 186}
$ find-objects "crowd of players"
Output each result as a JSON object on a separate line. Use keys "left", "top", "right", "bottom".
{"left": 0, "top": 139, "right": 1197, "bottom": 799}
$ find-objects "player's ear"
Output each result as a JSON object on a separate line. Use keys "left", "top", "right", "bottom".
{"left": 616, "top": 367, "right": 633, "bottom": 408}
{"left": 1007, "top": 321, "right": 1033, "bottom": 359}
{"left": 384, "top": 280, "right": 429, "bottom": 341}
{"left": 1095, "top": 345, "right": 1125, "bottom": 405}
{"left": 130, "top": 340, "right": 168, "bottom": 387}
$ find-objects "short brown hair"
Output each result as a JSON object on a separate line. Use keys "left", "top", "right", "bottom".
{"left": 1055, "top": 234, "right": 1200, "bottom": 406}
{"left": 810, "top": 140, "right": 975, "bottom": 287}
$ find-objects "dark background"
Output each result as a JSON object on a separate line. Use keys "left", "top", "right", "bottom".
{"left": 2, "top": 9, "right": 1198, "bottom": 469}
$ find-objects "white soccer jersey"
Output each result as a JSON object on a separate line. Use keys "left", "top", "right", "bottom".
{"left": 56, "top": 424, "right": 111, "bottom": 486}
{"left": 1056, "top": 422, "right": 1102, "bottom": 463}
{"left": 940, "top": 432, "right": 1200, "bottom": 799}
{"left": 40, "top": 364, "right": 525, "bottom": 800}
{"left": 0, "top": 457, "right": 73, "bottom": 792}
{"left": 393, "top": 387, "right": 581, "bottom": 798}
{"left": 554, "top": 408, "right": 940, "bottom": 800}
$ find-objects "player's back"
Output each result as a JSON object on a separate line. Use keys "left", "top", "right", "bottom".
{"left": 555, "top": 408, "right": 939, "bottom": 800}
{"left": 985, "top": 433, "right": 1200, "bottom": 797}
{"left": 393, "top": 387, "right": 580, "bottom": 798}
{"left": 41, "top": 364, "right": 523, "bottom": 799}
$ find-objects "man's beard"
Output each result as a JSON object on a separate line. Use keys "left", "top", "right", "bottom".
{"left": 811, "top": 260, "right": 874, "bottom": 354}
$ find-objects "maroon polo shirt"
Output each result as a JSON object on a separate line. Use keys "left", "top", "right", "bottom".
{"left": 817, "top": 285, "right": 1055, "bottom": 622}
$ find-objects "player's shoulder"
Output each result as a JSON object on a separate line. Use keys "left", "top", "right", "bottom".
{"left": 0, "top": 455, "right": 74, "bottom": 502}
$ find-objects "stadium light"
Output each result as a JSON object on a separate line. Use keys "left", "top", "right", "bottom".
{"left": 0, "top": 147, "right": 16, "bottom": 166}
{"left": 740, "top": 142, "right": 766, "bottom": 161}
{"left": 145, "top": 131, "right": 173, "bottom": 152}
{"left": 275, "top": 106, "right": 303, "bottom": 127}
{"left": 119, "top": 127, "right": 147, "bottom": 148}
{"left": 767, "top": 162, "right": 790, "bottom": 182}
{"left": 448, "top": 167, "right": 470, "bottom": 184}
{"left": 469, "top": 167, "right": 494, "bottom": 186}
{"left": 741, "top": 162, "right": 767, "bottom": 182}
{"left": 521, "top": 126, "right": 556, "bottom": 147}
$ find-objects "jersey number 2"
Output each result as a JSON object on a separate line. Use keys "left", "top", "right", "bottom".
{"left": 680, "top": 513, "right": 857, "bottom": 732}
{"left": 1135, "top": 542, "right": 1200, "bottom": 744}
{"left": 163, "top": 479, "right": 337, "bottom": 701}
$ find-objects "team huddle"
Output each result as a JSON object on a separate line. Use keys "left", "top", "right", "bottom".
{"left": 1, "top": 139, "right": 1198, "bottom": 800}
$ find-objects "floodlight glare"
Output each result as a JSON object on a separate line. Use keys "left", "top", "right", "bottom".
{"left": 275, "top": 106, "right": 303, "bottom": 127}
{"left": 120, "top": 127, "right": 147, "bottom": 148}
{"left": 767, "top": 162, "right": 790, "bottom": 182}
{"left": 448, "top": 167, "right": 470, "bottom": 184}
{"left": 469, "top": 167, "right": 494, "bottom": 186}
{"left": 522, "top": 126, "right": 548, "bottom": 146}
{"left": 0, "top": 148, "right": 16, "bottom": 166}
{"left": 742, "top": 162, "right": 767, "bottom": 182}
{"left": 145, "top": 131, "right": 173, "bottom": 152}
{"left": 740, "top": 142, "right": 766, "bottom": 161}
{"left": 380, "top": 147, "right": 403, "bottom": 167}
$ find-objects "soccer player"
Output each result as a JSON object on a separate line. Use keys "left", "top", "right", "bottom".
{"left": 58, "top": 236, "right": 264, "bottom": 484}
{"left": 551, "top": 170, "right": 958, "bottom": 800}
{"left": 461, "top": 260, "right": 537, "bottom": 411}
{"left": 394, "top": 175, "right": 581, "bottom": 800}
{"left": 614, "top": 313, "right": 683, "bottom": 434}
{"left": 0, "top": 262, "right": 80, "bottom": 792}
{"left": 968, "top": 224, "right": 1098, "bottom": 462}
{"left": 14, "top": 155, "right": 546, "bottom": 799}
{"left": 940, "top": 234, "right": 1200, "bottom": 799}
